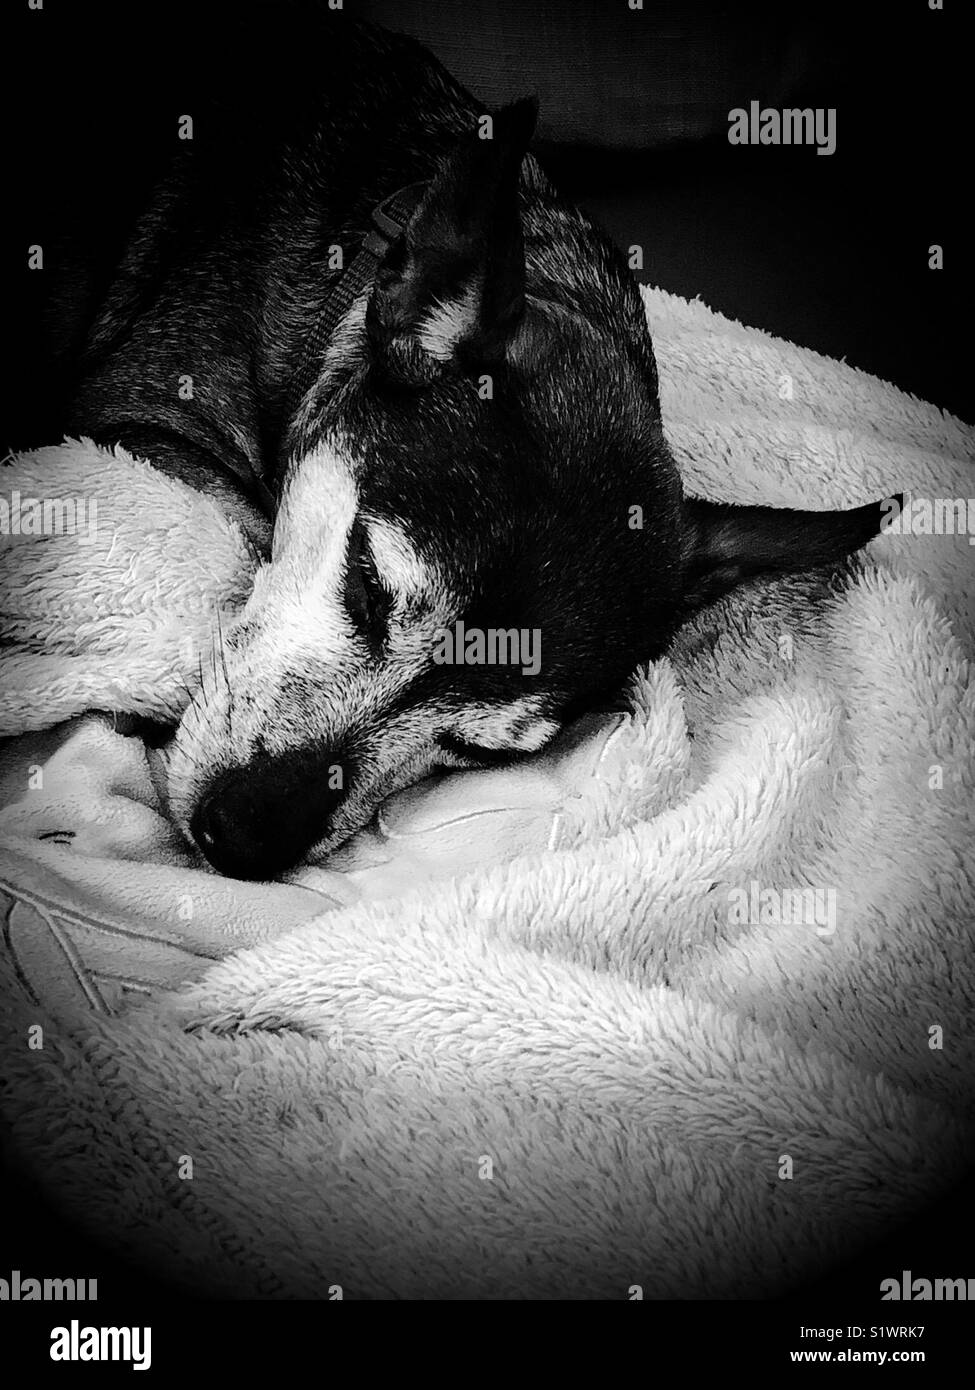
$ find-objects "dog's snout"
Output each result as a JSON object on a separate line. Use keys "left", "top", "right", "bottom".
{"left": 189, "top": 751, "right": 350, "bottom": 880}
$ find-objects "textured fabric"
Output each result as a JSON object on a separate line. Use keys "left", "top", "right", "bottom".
{"left": 0, "top": 439, "right": 268, "bottom": 735}
{"left": 1, "top": 285, "right": 973, "bottom": 1299}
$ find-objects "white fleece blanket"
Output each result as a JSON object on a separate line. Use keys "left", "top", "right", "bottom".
{"left": 1, "top": 286, "right": 973, "bottom": 1299}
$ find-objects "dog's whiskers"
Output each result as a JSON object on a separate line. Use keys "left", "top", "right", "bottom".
{"left": 214, "top": 607, "right": 234, "bottom": 738}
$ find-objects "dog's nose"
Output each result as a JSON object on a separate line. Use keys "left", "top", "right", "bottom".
{"left": 189, "top": 752, "right": 350, "bottom": 880}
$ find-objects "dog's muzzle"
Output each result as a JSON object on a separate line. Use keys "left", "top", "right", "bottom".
{"left": 189, "top": 749, "right": 350, "bottom": 880}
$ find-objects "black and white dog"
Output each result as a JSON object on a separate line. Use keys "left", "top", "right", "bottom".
{"left": 61, "top": 7, "right": 890, "bottom": 880}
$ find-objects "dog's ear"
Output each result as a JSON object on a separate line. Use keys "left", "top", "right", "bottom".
{"left": 680, "top": 495, "right": 900, "bottom": 614}
{"left": 368, "top": 97, "right": 537, "bottom": 365}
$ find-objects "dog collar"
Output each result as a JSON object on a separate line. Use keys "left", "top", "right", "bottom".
{"left": 248, "top": 182, "right": 427, "bottom": 518}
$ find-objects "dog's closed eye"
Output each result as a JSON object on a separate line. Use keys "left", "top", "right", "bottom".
{"left": 344, "top": 519, "right": 393, "bottom": 644}
{"left": 438, "top": 731, "right": 537, "bottom": 767}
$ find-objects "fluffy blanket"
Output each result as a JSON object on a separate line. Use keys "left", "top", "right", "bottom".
{"left": 1, "top": 286, "right": 972, "bottom": 1299}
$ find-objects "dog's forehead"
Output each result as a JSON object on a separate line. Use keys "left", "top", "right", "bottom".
{"left": 291, "top": 295, "right": 656, "bottom": 547}
{"left": 278, "top": 433, "right": 443, "bottom": 591}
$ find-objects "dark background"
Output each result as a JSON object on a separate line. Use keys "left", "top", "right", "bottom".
{"left": 3, "top": 0, "right": 972, "bottom": 1313}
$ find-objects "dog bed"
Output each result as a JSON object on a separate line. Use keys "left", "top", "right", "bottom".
{"left": 1, "top": 286, "right": 972, "bottom": 1298}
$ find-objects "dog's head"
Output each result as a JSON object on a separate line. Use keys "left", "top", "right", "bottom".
{"left": 167, "top": 100, "right": 892, "bottom": 879}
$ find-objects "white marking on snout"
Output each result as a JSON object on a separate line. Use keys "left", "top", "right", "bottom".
{"left": 223, "top": 434, "right": 362, "bottom": 674}
{"left": 164, "top": 432, "right": 460, "bottom": 842}
{"left": 274, "top": 435, "right": 358, "bottom": 566}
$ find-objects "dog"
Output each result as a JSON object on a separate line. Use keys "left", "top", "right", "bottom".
{"left": 58, "top": 6, "right": 893, "bottom": 881}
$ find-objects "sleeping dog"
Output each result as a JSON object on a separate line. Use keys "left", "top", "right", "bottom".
{"left": 63, "top": 9, "right": 891, "bottom": 880}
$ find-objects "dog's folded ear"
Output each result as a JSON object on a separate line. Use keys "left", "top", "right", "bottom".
{"left": 367, "top": 97, "right": 538, "bottom": 366}
{"left": 679, "top": 494, "right": 901, "bottom": 614}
